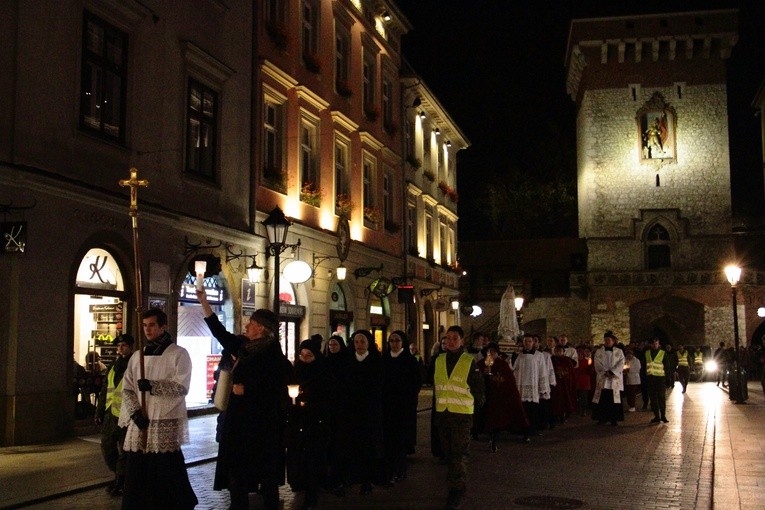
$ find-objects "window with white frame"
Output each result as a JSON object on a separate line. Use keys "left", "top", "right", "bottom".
{"left": 299, "top": 118, "right": 320, "bottom": 202}
{"left": 440, "top": 221, "right": 448, "bottom": 265}
{"left": 362, "top": 49, "right": 376, "bottom": 114}
{"left": 334, "top": 138, "right": 350, "bottom": 214}
{"left": 383, "top": 168, "right": 393, "bottom": 228}
{"left": 406, "top": 199, "right": 417, "bottom": 254}
{"left": 382, "top": 76, "right": 393, "bottom": 129}
{"left": 263, "top": 98, "right": 285, "bottom": 193}
{"left": 425, "top": 209, "right": 434, "bottom": 260}
{"left": 363, "top": 155, "right": 377, "bottom": 224}
{"left": 80, "top": 11, "right": 127, "bottom": 142}
{"left": 185, "top": 79, "right": 218, "bottom": 181}
{"left": 335, "top": 24, "right": 350, "bottom": 94}
{"left": 301, "top": 0, "right": 319, "bottom": 69}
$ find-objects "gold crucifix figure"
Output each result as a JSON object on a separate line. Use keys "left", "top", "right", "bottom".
{"left": 119, "top": 167, "right": 149, "bottom": 219}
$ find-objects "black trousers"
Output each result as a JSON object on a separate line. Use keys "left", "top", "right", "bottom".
{"left": 646, "top": 376, "right": 666, "bottom": 419}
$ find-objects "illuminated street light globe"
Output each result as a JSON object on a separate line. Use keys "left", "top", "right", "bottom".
{"left": 470, "top": 305, "right": 483, "bottom": 317}
{"left": 283, "top": 260, "right": 312, "bottom": 284}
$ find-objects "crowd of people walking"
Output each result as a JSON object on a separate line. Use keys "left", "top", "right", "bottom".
{"left": 91, "top": 291, "right": 764, "bottom": 510}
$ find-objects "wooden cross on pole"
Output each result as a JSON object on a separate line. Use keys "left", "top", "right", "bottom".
{"left": 119, "top": 168, "right": 150, "bottom": 420}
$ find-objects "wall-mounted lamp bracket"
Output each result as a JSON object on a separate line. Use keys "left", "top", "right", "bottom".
{"left": 183, "top": 235, "right": 223, "bottom": 255}
{"left": 353, "top": 263, "right": 383, "bottom": 279}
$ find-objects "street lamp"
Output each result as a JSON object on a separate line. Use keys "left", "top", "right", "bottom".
{"left": 263, "top": 206, "right": 293, "bottom": 317}
{"left": 724, "top": 265, "right": 747, "bottom": 404}
{"left": 515, "top": 296, "right": 524, "bottom": 332}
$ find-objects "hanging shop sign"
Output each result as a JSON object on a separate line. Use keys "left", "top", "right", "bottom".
{"left": 2, "top": 222, "right": 27, "bottom": 254}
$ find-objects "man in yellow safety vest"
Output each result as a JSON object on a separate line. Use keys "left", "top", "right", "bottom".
{"left": 645, "top": 337, "right": 669, "bottom": 423}
{"left": 675, "top": 344, "right": 691, "bottom": 393}
{"left": 95, "top": 334, "right": 134, "bottom": 496}
{"left": 433, "top": 325, "right": 485, "bottom": 510}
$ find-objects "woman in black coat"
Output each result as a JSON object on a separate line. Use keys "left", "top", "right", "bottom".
{"left": 334, "top": 329, "right": 384, "bottom": 495}
{"left": 197, "top": 289, "right": 289, "bottom": 510}
{"left": 287, "top": 340, "right": 336, "bottom": 510}
{"left": 323, "top": 334, "right": 348, "bottom": 493}
{"left": 382, "top": 330, "right": 421, "bottom": 483}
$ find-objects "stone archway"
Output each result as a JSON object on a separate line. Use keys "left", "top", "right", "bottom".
{"left": 629, "top": 295, "right": 704, "bottom": 346}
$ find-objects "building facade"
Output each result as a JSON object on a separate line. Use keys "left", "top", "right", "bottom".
{"left": 0, "top": 0, "right": 466, "bottom": 446}
{"left": 463, "top": 10, "right": 765, "bottom": 352}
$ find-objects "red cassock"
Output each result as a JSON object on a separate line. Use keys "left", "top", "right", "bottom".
{"left": 550, "top": 355, "right": 577, "bottom": 417}
{"left": 476, "top": 357, "right": 529, "bottom": 433}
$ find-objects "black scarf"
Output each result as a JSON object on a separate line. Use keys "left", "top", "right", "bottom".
{"left": 238, "top": 334, "right": 276, "bottom": 362}
{"left": 144, "top": 331, "right": 173, "bottom": 356}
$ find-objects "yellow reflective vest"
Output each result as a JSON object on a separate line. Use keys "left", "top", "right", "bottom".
{"left": 434, "top": 353, "right": 474, "bottom": 414}
{"left": 694, "top": 352, "right": 704, "bottom": 365}
{"left": 645, "top": 350, "right": 666, "bottom": 377}
{"left": 677, "top": 351, "right": 689, "bottom": 367}
{"left": 105, "top": 366, "right": 124, "bottom": 418}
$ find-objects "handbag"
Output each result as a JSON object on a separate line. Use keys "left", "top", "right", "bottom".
{"left": 214, "top": 361, "right": 237, "bottom": 411}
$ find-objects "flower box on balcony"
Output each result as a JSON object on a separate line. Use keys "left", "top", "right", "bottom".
{"left": 363, "top": 206, "right": 380, "bottom": 225}
{"left": 263, "top": 167, "right": 287, "bottom": 194}
{"left": 335, "top": 193, "right": 354, "bottom": 218}
{"left": 300, "top": 182, "right": 322, "bottom": 207}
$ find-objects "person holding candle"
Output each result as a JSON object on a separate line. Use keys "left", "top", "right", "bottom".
{"left": 477, "top": 342, "right": 528, "bottom": 452}
{"left": 623, "top": 349, "right": 642, "bottom": 411}
{"left": 196, "top": 289, "right": 290, "bottom": 510}
{"left": 286, "top": 339, "right": 336, "bottom": 510}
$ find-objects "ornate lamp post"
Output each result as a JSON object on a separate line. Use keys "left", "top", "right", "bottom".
{"left": 724, "top": 265, "right": 747, "bottom": 403}
{"left": 262, "top": 206, "right": 292, "bottom": 318}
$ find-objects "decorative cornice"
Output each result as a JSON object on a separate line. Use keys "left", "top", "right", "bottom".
{"left": 331, "top": 110, "right": 359, "bottom": 133}
{"left": 296, "top": 85, "right": 330, "bottom": 111}
{"left": 359, "top": 131, "right": 384, "bottom": 151}
{"left": 181, "top": 41, "right": 235, "bottom": 85}
{"left": 261, "top": 59, "right": 298, "bottom": 89}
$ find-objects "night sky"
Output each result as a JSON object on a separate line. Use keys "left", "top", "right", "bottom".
{"left": 397, "top": 1, "right": 765, "bottom": 240}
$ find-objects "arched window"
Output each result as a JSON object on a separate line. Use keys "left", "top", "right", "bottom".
{"left": 645, "top": 224, "right": 671, "bottom": 269}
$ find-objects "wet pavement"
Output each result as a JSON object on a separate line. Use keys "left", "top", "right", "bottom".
{"left": 1, "top": 382, "right": 763, "bottom": 510}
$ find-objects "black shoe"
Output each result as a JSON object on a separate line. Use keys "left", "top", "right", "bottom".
{"left": 330, "top": 485, "right": 345, "bottom": 497}
{"left": 661, "top": 417, "right": 669, "bottom": 423}
{"left": 650, "top": 417, "right": 661, "bottom": 423}
{"left": 610, "top": 421, "right": 618, "bottom": 426}
{"left": 521, "top": 436, "right": 531, "bottom": 443}
{"left": 360, "top": 484, "right": 372, "bottom": 495}
{"left": 596, "top": 420, "right": 606, "bottom": 425}
{"left": 490, "top": 441, "right": 498, "bottom": 453}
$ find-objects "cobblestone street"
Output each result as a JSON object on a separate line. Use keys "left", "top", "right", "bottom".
{"left": 5, "top": 382, "right": 764, "bottom": 510}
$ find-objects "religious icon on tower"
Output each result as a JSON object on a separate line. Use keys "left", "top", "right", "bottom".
{"left": 637, "top": 92, "right": 676, "bottom": 162}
